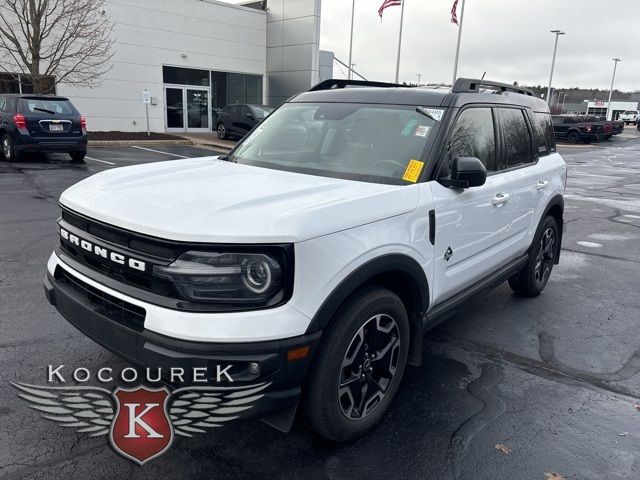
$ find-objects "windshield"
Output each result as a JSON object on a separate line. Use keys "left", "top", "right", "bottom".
{"left": 229, "top": 102, "right": 442, "bottom": 184}
{"left": 250, "top": 105, "right": 274, "bottom": 119}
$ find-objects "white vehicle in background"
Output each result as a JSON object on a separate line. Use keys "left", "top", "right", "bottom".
{"left": 619, "top": 110, "right": 639, "bottom": 125}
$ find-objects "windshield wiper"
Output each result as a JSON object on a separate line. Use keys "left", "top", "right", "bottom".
{"left": 33, "top": 107, "right": 56, "bottom": 114}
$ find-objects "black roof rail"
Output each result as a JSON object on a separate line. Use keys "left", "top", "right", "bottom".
{"left": 309, "top": 79, "right": 406, "bottom": 91}
{"left": 452, "top": 78, "right": 534, "bottom": 96}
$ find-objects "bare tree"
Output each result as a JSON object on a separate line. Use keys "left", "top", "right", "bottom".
{"left": 0, "top": 0, "right": 115, "bottom": 93}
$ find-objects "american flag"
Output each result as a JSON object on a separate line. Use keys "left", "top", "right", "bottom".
{"left": 451, "top": 0, "right": 459, "bottom": 25}
{"left": 378, "top": 0, "right": 402, "bottom": 18}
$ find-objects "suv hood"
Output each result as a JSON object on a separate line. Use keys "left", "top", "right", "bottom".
{"left": 60, "top": 157, "right": 419, "bottom": 243}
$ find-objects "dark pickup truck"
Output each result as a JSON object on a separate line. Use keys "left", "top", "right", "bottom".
{"left": 600, "top": 117, "right": 624, "bottom": 137}
{"left": 552, "top": 115, "right": 605, "bottom": 143}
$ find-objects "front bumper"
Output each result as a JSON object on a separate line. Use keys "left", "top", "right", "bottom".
{"left": 44, "top": 257, "right": 322, "bottom": 420}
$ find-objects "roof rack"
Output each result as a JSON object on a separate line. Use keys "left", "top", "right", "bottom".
{"left": 309, "top": 79, "right": 406, "bottom": 91}
{"left": 452, "top": 78, "right": 534, "bottom": 96}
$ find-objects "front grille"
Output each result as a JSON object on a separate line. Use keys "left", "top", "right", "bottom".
{"left": 55, "top": 266, "right": 146, "bottom": 332}
{"left": 59, "top": 208, "right": 178, "bottom": 297}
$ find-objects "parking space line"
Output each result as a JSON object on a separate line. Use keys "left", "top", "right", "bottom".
{"left": 85, "top": 156, "right": 115, "bottom": 165}
{"left": 131, "top": 145, "right": 189, "bottom": 158}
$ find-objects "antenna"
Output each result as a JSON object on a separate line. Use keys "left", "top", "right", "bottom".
{"left": 481, "top": 72, "right": 486, "bottom": 80}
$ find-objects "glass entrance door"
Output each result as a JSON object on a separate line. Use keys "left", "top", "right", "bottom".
{"left": 164, "top": 87, "right": 210, "bottom": 132}
{"left": 186, "top": 89, "right": 209, "bottom": 132}
{"left": 165, "top": 88, "right": 184, "bottom": 130}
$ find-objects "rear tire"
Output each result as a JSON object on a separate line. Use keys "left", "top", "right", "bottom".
{"left": 216, "top": 123, "right": 228, "bottom": 140}
{"left": 508, "top": 215, "right": 558, "bottom": 297}
{"left": 69, "top": 150, "right": 86, "bottom": 163}
{"left": 304, "top": 287, "right": 409, "bottom": 442}
{"left": 567, "top": 131, "right": 580, "bottom": 144}
{"left": 2, "top": 134, "right": 15, "bottom": 162}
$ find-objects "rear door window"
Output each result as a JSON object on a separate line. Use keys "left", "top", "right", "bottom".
{"left": 498, "top": 108, "right": 533, "bottom": 168}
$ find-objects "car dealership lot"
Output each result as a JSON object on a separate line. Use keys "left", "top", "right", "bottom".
{"left": 1, "top": 138, "right": 639, "bottom": 479}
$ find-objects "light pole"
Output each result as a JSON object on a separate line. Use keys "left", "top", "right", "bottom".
{"left": 348, "top": 0, "right": 355, "bottom": 80}
{"left": 606, "top": 58, "right": 621, "bottom": 121}
{"left": 416, "top": 73, "right": 421, "bottom": 85}
{"left": 546, "top": 30, "right": 565, "bottom": 104}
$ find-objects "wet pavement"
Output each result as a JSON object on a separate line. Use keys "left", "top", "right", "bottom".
{"left": 0, "top": 138, "right": 639, "bottom": 479}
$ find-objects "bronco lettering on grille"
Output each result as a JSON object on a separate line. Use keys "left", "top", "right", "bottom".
{"left": 60, "top": 228, "right": 147, "bottom": 272}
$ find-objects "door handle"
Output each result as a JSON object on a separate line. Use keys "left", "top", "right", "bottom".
{"left": 492, "top": 193, "right": 510, "bottom": 206}
{"left": 536, "top": 180, "right": 549, "bottom": 190}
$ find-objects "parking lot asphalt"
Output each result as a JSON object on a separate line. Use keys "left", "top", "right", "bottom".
{"left": 1, "top": 137, "right": 639, "bottom": 479}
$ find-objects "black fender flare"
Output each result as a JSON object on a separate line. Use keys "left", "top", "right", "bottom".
{"left": 306, "top": 253, "right": 430, "bottom": 366}
{"left": 540, "top": 194, "right": 564, "bottom": 264}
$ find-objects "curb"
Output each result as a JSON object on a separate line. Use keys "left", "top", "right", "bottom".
{"left": 188, "top": 141, "right": 233, "bottom": 153}
{"left": 88, "top": 140, "right": 192, "bottom": 147}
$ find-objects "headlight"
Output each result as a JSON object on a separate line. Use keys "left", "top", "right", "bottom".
{"left": 153, "top": 251, "right": 283, "bottom": 303}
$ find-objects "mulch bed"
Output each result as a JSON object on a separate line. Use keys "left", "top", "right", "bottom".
{"left": 88, "top": 131, "right": 186, "bottom": 141}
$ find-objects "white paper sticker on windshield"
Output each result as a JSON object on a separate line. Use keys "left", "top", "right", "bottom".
{"left": 414, "top": 125, "right": 430, "bottom": 137}
{"left": 422, "top": 108, "right": 444, "bottom": 122}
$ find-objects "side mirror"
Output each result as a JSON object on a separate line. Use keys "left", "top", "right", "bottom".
{"left": 246, "top": 113, "right": 255, "bottom": 120}
{"left": 440, "top": 157, "right": 486, "bottom": 188}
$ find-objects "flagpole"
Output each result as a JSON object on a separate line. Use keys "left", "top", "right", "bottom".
{"left": 348, "top": 0, "right": 355, "bottom": 80}
{"left": 394, "top": 0, "right": 405, "bottom": 83}
{"left": 452, "top": 0, "right": 466, "bottom": 85}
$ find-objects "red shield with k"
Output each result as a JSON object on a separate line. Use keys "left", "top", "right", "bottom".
{"left": 110, "top": 386, "right": 173, "bottom": 465}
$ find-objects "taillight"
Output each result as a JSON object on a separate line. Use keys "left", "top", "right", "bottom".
{"left": 80, "top": 116, "right": 87, "bottom": 129}
{"left": 585, "top": 124, "right": 592, "bottom": 133}
{"left": 13, "top": 114, "right": 27, "bottom": 130}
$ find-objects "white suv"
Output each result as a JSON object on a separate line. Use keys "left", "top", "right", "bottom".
{"left": 44, "top": 78, "right": 566, "bottom": 441}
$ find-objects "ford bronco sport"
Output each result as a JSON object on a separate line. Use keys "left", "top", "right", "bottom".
{"left": 44, "top": 78, "right": 566, "bottom": 441}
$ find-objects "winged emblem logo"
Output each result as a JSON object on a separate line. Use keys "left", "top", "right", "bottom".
{"left": 12, "top": 381, "right": 271, "bottom": 465}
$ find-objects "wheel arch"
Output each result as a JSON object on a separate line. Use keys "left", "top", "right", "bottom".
{"left": 542, "top": 194, "right": 564, "bottom": 264}
{"left": 306, "top": 254, "right": 429, "bottom": 367}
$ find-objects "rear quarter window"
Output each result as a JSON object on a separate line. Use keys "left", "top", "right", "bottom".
{"left": 532, "top": 112, "right": 556, "bottom": 156}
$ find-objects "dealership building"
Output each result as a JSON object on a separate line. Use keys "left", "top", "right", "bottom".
{"left": 0, "top": 0, "right": 325, "bottom": 133}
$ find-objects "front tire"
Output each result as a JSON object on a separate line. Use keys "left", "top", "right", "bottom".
{"left": 567, "top": 131, "right": 580, "bottom": 144}
{"left": 304, "top": 287, "right": 409, "bottom": 442}
{"left": 509, "top": 215, "right": 559, "bottom": 296}
{"left": 2, "top": 134, "right": 15, "bottom": 162}
{"left": 216, "top": 123, "right": 228, "bottom": 140}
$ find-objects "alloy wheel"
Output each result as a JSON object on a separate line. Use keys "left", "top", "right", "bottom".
{"left": 534, "top": 227, "right": 555, "bottom": 285}
{"left": 2, "top": 137, "right": 11, "bottom": 160}
{"left": 338, "top": 313, "right": 401, "bottom": 420}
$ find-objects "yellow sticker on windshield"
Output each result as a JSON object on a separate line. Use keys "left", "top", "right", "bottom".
{"left": 402, "top": 159, "right": 425, "bottom": 183}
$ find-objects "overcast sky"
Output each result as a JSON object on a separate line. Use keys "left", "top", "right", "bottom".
{"left": 222, "top": 1, "right": 638, "bottom": 91}
{"left": 319, "top": 0, "right": 639, "bottom": 91}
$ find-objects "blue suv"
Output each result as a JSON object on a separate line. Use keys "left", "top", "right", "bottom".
{"left": 0, "top": 94, "right": 87, "bottom": 162}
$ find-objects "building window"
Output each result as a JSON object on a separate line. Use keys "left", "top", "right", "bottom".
{"left": 163, "top": 66, "right": 263, "bottom": 108}
{"left": 0, "top": 73, "right": 55, "bottom": 94}
{"left": 163, "top": 66, "right": 210, "bottom": 87}
{"left": 211, "top": 71, "right": 263, "bottom": 108}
